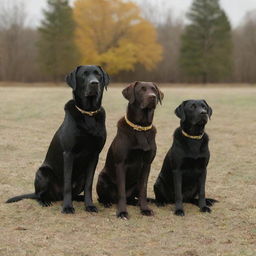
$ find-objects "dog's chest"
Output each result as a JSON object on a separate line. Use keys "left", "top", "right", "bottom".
{"left": 180, "top": 157, "right": 208, "bottom": 175}
{"left": 125, "top": 150, "right": 153, "bottom": 179}
{"left": 77, "top": 118, "right": 105, "bottom": 136}
{"left": 73, "top": 133, "right": 105, "bottom": 155}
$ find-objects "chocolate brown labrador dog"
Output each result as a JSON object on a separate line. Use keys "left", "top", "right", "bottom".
{"left": 6, "top": 65, "right": 109, "bottom": 214}
{"left": 154, "top": 100, "right": 217, "bottom": 216}
{"left": 97, "top": 81, "right": 164, "bottom": 219}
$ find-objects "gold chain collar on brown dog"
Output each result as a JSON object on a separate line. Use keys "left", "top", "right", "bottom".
{"left": 124, "top": 115, "right": 153, "bottom": 131}
{"left": 181, "top": 130, "right": 204, "bottom": 140}
{"left": 75, "top": 105, "right": 101, "bottom": 116}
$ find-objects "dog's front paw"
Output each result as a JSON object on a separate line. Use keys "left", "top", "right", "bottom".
{"left": 62, "top": 206, "right": 75, "bottom": 214}
{"left": 174, "top": 209, "right": 185, "bottom": 216}
{"left": 200, "top": 206, "right": 211, "bottom": 213}
{"left": 85, "top": 205, "right": 98, "bottom": 213}
{"left": 117, "top": 211, "right": 129, "bottom": 220}
{"left": 141, "top": 209, "right": 154, "bottom": 216}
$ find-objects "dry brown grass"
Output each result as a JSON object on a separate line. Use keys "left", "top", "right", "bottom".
{"left": 0, "top": 85, "right": 255, "bottom": 256}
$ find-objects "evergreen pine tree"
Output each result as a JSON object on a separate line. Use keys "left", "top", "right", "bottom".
{"left": 179, "top": 0, "right": 232, "bottom": 83}
{"left": 38, "top": 0, "right": 80, "bottom": 81}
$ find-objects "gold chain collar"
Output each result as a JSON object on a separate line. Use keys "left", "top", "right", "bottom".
{"left": 124, "top": 115, "right": 153, "bottom": 131}
{"left": 182, "top": 130, "right": 204, "bottom": 140}
{"left": 75, "top": 105, "right": 101, "bottom": 116}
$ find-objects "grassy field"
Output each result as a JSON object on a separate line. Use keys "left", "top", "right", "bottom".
{"left": 0, "top": 85, "right": 255, "bottom": 256}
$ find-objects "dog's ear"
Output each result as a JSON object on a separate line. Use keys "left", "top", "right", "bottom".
{"left": 175, "top": 101, "right": 188, "bottom": 122}
{"left": 65, "top": 66, "right": 81, "bottom": 90}
{"left": 202, "top": 100, "right": 213, "bottom": 119}
{"left": 97, "top": 66, "right": 110, "bottom": 90}
{"left": 122, "top": 81, "right": 138, "bottom": 104}
{"left": 153, "top": 83, "right": 164, "bottom": 105}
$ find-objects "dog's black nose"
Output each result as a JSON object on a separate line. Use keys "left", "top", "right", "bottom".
{"left": 148, "top": 94, "right": 156, "bottom": 99}
{"left": 200, "top": 109, "right": 207, "bottom": 114}
{"left": 90, "top": 80, "right": 99, "bottom": 86}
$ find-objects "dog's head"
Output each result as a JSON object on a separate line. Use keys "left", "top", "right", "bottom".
{"left": 66, "top": 65, "right": 109, "bottom": 103}
{"left": 175, "top": 100, "right": 212, "bottom": 125}
{"left": 122, "top": 81, "right": 164, "bottom": 109}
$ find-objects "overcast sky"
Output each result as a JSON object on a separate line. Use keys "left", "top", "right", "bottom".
{"left": 14, "top": 0, "right": 256, "bottom": 28}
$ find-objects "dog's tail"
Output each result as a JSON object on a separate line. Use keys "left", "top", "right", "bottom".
{"left": 6, "top": 193, "right": 38, "bottom": 203}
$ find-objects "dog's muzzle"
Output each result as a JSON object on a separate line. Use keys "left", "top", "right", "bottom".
{"left": 198, "top": 114, "right": 208, "bottom": 124}
{"left": 146, "top": 94, "right": 157, "bottom": 108}
{"left": 85, "top": 81, "right": 100, "bottom": 97}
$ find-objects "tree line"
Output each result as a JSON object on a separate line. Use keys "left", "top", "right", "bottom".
{"left": 0, "top": 0, "right": 255, "bottom": 84}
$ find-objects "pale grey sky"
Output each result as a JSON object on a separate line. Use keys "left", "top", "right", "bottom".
{"left": 12, "top": 0, "right": 256, "bottom": 27}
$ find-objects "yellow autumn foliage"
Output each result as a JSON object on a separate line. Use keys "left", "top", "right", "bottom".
{"left": 74, "top": 0, "right": 162, "bottom": 74}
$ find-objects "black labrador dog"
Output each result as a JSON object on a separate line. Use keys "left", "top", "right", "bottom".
{"left": 97, "top": 81, "right": 164, "bottom": 219}
{"left": 6, "top": 65, "right": 109, "bottom": 214}
{"left": 154, "top": 100, "right": 217, "bottom": 216}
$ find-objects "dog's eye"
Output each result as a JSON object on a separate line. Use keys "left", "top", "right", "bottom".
{"left": 151, "top": 87, "right": 157, "bottom": 93}
{"left": 84, "top": 71, "right": 89, "bottom": 76}
{"left": 191, "top": 104, "right": 196, "bottom": 109}
{"left": 202, "top": 105, "right": 207, "bottom": 109}
{"left": 94, "top": 71, "right": 100, "bottom": 76}
{"left": 141, "top": 86, "right": 146, "bottom": 91}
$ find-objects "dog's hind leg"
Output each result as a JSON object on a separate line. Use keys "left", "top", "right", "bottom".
{"left": 98, "top": 191, "right": 116, "bottom": 208}
{"left": 126, "top": 186, "right": 139, "bottom": 206}
{"left": 34, "top": 166, "right": 59, "bottom": 207}
{"left": 6, "top": 166, "right": 57, "bottom": 206}
{"left": 97, "top": 185, "right": 116, "bottom": 208}
{"left": 6, "top": 166, "right": 55, "bottom": 205}
{"left": 97, "top": 173, "right": 116, "bottom": 208}
{"left": 153, "top": 181, "right": 169, "bottom": 207}
{"left": 189, "top": 198, "right": 219, "bottom": 207}
{"left": 205, "top": 198, "right": 219, "bottom": 206}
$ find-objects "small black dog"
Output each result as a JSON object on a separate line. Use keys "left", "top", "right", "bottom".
{"left": 154, "top": 100, "right": 217, "bottom": 216}
{"left": 6, "top": 65, "right": 109, "bottom": 214}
